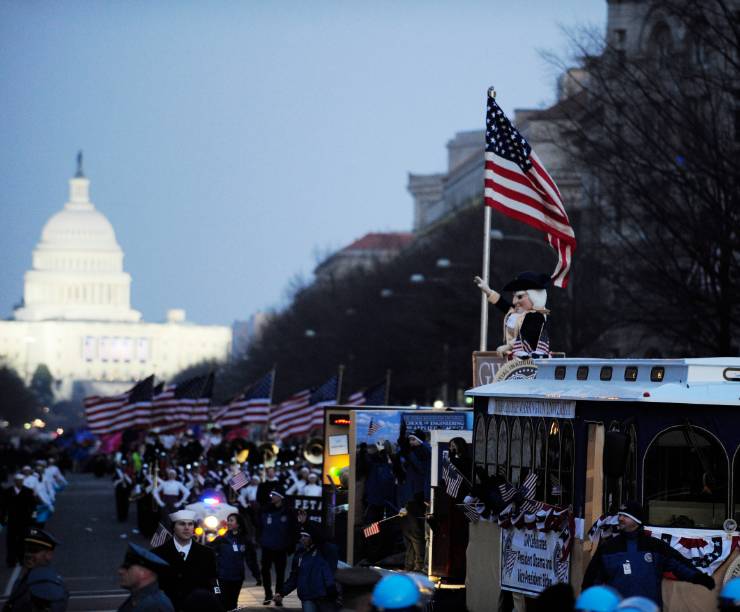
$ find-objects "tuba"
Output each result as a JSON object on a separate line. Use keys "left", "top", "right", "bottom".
{"left": 303, "top": 438, "right": 324, "bottom": 466}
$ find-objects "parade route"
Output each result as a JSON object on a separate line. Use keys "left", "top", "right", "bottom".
{"left": 0, "top": 473, "right": 299, "bottom": 611}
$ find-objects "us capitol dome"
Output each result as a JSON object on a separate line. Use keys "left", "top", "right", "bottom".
{"left": 14, "top": 155, "right": 141, "bottom": 323}
{"left": 0, "top": 154, "right": 232, "bottom": 401}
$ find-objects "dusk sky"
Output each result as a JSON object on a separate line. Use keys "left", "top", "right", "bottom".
{"left": 1, "top": 1, "right": 606, "bottom": 326}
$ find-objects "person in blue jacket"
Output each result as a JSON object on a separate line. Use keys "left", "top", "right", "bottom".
{"left": 273, "top": 526, "right": 336, "bottom": 612}
{"left": 210, "top": 513, "right": 261, "bottom": 611}
{"left": 259, "top": 489, "right": 297, "bottom": 606}
{"left": 582, "top": 501, "right": 715, "bottom": 606}
{"left": 394, "top": 429, "right": 431, "bottom": 573}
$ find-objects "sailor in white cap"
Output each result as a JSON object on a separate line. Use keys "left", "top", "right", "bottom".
{"left": 150, "top": 509, "right": 218, "bottom": 611}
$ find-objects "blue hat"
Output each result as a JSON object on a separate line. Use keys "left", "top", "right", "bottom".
{"left": 720, "top": 577, "right": 740, "bottom": 608}
{"left": 617, "top": 596, "right": 659, "bottom": 612}
{"left": 122, "top": 543, "right": 169, "bottom": 573}
{"left": 503, "top": 271, "right": 550, "bottom": 292}
{"left": 24, "top": 528, "right": 60, "bottom": 551}
{"left": 575, "top": 585, "right": 622, "bottom": 612}
{"left": 371, "top": 574, "right": 420, "bottom": 610}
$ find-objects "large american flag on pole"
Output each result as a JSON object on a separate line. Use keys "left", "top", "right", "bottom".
{"left": 84, "top": 375, "right": 155, "bottom": 435}
{"left": 484, "top": 89, "right": 576, "bottom": 287}
{"left": 346, "top": 380, "right": 387, "bottom": 407}
{"left": 173, "top": 373, "right": 213, "bottom": 424}
{"left": 270, "top": 375, "right": 338, "bottom": 439}
{"left": 216, "top": 371, "right": 274, "bottom": 427}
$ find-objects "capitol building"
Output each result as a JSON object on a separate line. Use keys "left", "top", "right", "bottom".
{"left": 0, "top": 158, "right": 232, "bottom": 400}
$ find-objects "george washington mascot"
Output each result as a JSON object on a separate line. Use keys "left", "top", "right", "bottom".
{"left": 474, "top": 271, "right": 551, "bottom": 359}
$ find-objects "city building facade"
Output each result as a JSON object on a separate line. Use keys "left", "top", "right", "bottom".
{"left": 0, "top": 162, "right": 231, "bottom": 400}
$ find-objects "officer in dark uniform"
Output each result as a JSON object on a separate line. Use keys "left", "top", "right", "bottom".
{"left": 259, "top": 489, "right": 297, "bottom": 606}
{"left": 3, "top": 528, "right": 68, "bottom": 612}
{"left": 150, "top": 510, "right": 218, "bottom": 612}
{"left": 117, "top": 543, "right": 174, "bottom": 612}
{"left": 2, "top": 474, "right": 37, "bottom": 568}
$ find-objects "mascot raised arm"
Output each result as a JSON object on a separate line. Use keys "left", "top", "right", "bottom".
{"left": 474, "top": 271, "right": 551, "bottom": 359}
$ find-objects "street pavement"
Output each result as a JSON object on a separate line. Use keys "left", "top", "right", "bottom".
{"left": 0, "top": 473, "right": 299, "bottom": 611}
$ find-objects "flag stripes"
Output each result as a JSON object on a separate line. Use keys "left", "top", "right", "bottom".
{"left": 483, "top": 92, "right": 576, "bottom": 287}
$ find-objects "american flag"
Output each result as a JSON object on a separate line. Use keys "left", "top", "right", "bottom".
{"left": 498, "top": 481, "right": 517, "bottom": 503}
{"left": 173, "top": 373, "right": 213, "bottom": 424}
{"left": 271, "top": 375, "right": 339, "bottom": 439}
{"left": 84, "top": 376, "right": 154, "bottom": 435}
{"left": 556, "top": 550, "right": 569, "bottom": 583}
{"left": 150, "top": 522, "right": 171, "bottom": 547}
{"left": 367, "top": 418, "right": 382, "bottom": 437}
{"left": 217, "top": 371, "right": 274, "bottom": 427}
{"left": 441, "top": 458, "right": 464, "bottom": 499}
{"left": 503, "top": 544, "right": 517, "bottom": 577}
{"left": 484, "top": 90, "right": 576, "bottom": 287}
{"left": 150, "top": 383, "right": 177, "bottom": 427}
{"left": 363, "top": 522, "right": 380, "bottom": 538}
{"left": 228, "top": 470, "right": 249, "bottom": 492}
{"left": 462, "top": 502, "right": 481, "bottom": 524}
{"left": 346, "top": 381, "right": 387, "bottom": 407}
{"left": 520, "top": 472, "right": 538, "bottom": 499}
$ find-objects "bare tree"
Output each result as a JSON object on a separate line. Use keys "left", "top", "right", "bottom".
{"left": 547, "top": 0, "right": 739, "bottom": 355}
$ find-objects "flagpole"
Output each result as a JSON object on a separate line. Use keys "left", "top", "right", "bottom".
{"left": 479, "top": 86, "right": 496, "bottom": 352}
{"left": 336, "top": 364, "right": 345, "bottom": 404}
{"left": 384, "top": 369, "right": 392, "bottom": 405}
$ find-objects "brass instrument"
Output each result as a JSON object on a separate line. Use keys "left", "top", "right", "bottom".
{"left": 303, "top": 438, "right": 324, "bottom": 466}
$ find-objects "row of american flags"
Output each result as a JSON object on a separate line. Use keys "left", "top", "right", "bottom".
{"left": 84, "top": 370, "right": 389, "bottom": 438}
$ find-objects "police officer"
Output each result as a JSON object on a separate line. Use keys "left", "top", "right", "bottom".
{"left": 2, "top": 474, "right": 36, "bottom": 568}
{"left": 114, "top": 459, "right": 133, "bottom": 522}
{"left": 150, "top": 510, "right": 218, "bottom": 612}
{"left": 274, "top": 526, "right": 335, "bottom": 612}
{"left": 117, "top": 543, "right": 174, "bottom": 612}
{"left": 582, "top": 501, "right": 715, "bottom": 606}
{"left": 259, "top": 489, "right": 297, "bottom": 606}
{"left": 3, "top": 528, "right": 68, "bottom": 612}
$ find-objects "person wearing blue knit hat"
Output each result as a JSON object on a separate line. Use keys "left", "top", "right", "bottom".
{"left": 371, "top": 574, "right": 422, "bottom": 612}
{"left": 719, "top": 577, "right": 740, "bottom": 610}
{"left": 576, "top": 585, "right": 622, "bottom": 611}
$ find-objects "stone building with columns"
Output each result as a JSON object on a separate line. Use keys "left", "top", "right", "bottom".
{"left": 0, "top": 158, "right": 231, "bottom": 401}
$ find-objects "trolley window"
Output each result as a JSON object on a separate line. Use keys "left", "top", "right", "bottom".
{"left": 486, "top": 417, "right": 498, "bottom": 477}
{"left": 534, "top": 419, "right": 547, "bottom": 500}
{"left": 510, "top": 419, "right": 522, "bottom": 486}
{"left": 497, "top": 419, "right": 509, "bottom": 478}
{"left": 474, "top": 416, "right": 486, "bottom": 466}
{"left": 644, "top": 425, "right": 728, "bottom": 528}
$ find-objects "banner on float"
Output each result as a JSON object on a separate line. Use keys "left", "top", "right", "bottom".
{"left": 488, "top": 398, "right": 575, "bottom": 419}
{"left": 287, "top": 495, "right": 323, "bottom": 524}
{"left": 500, "top": 528, "right": 569, "bottom": 596}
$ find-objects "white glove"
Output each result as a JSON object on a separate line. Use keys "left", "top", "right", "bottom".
{"left": 375, "top": 440, "right": 385, "bottom": 451}
{"left": 474, "top": 276, "right": 500, "bottom": 303}
{"left": 463, "top": 495, "right": 478, "bottom": 504}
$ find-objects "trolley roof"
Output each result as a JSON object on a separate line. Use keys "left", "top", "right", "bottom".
{"left": 466, "top": 358, "right": 740, "bottom": 406}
